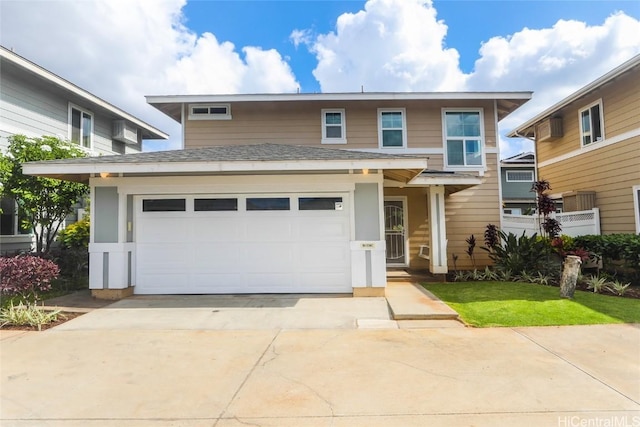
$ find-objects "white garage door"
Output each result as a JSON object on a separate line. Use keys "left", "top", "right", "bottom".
{"left": 135, "top": 194, "right": 351, "bottom": 294}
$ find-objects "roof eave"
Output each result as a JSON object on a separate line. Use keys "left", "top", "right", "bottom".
{"left": 507, "top": 54, "right": 640, "bottom": 138}
{"left": 0, "top": 46, "right": 169, "bottom": 140}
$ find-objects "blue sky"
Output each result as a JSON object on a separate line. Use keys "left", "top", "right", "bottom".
{"left": 1, "top": 0, "right": 639, "bottom": 157}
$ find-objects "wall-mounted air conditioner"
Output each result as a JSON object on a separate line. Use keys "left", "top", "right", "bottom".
{"left": 535, "top": 117, "right": 563, "bottom": 142}
{"left": 112, "top": 120, "right": 140, "bottom": 145}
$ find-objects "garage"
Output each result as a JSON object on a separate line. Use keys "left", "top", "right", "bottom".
{"left": 134, "top": 193, "right": 352, "bottom": 294}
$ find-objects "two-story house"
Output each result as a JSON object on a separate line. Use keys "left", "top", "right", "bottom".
{"left": 0, "top": 46, "right": 168, "bottom": 253}
{"left": 508, "top": 54, "right": 640, "bottom": 234}
{"left": 500, "top": 152, "right": 537, "bottom": 215}
{"left": 24, "top": 91, "right": 531, "bottom": 298}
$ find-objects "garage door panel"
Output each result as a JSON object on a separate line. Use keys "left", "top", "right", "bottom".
{"left": 191, "top": 243, "right": 241, "bottom": 271}
{"left": 245, "top": 218, "right": 294, "bottom": 241}
{"left": 134, "top": 274, "right": 187, "bottom": 294}
{"left": 244, "top": 243, "right": 293, "bottom": 272}
{"left": 297, "top": 218, "right": 349, "bottom": 240}
{"left": 245, "top": 273, "right": 294, "bottom": 289}
{"left": 136, "top": 243, "right": 190, "bottom": 271}
{"left": 191, "top": 217, "right": 241, "bottom": 241}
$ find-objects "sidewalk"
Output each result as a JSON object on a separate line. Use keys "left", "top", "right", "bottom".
{"left": 385, "top": 282, "right": 462, "bottom": 327}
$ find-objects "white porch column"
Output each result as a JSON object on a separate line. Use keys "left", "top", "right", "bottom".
{"left": 428, "top": 186, "right": 448, "bottom": 274}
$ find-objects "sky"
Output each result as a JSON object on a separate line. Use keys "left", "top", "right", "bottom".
{"left": 1, "top": 0, "right": 639, "bottom": 158}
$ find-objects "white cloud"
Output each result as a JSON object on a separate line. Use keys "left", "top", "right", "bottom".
{"left": 0, "top": 0, "right": 299, "bottom": 151}
{"left": 467, "top": 12, "right": 640, "bottom": 157}
{"left": 301, "top": 2, "right": 640, "bottom": 158}
{"left": 305, "top": 0, "right": 465, "bottom": 92}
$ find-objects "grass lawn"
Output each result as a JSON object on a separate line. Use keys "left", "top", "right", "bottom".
{"left": 423, "top": 281, "right": 640, "bottom": 327}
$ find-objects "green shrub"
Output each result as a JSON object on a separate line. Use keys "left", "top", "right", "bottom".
{"left": 57, "top": 217, "right": 90, "bottom": 249}
{"left": 573, "top": 234, "right": 640, "bottom": 284}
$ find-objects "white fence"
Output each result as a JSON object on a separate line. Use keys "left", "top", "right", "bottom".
{"left": 502, "top": 208, "right": 601, "bottom": 237}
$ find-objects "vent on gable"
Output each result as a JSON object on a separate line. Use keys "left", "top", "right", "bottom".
{"left": 112, "top": 120, "right": 140, "bottom": 145}
{"left": 535, "top": 117, "right": 563, "bottom": 142}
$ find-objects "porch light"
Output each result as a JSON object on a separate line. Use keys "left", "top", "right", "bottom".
{"left": 362, "top": 168, "right": 369, "bottom": 175}
{"left": 100, "top": 172, "right": 109, "bottom": 178}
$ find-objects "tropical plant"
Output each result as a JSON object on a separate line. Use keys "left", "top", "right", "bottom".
{"left": 482, "top": 230, "right": 549, "bottom": 276}
{"left": 531, "top": 179, "right": 562, "bottom": 239}
{"left": 585, "top": 275, "right": 608, "bottom": 293}
{"left": 465, "top": 234, "right": 477, "bottom": 269}
{"left": 0, "top": 302, "right": 64, "bottom": 331}
{"left": 57, "top": 216, "right": 90, "bottom": 249}
{"left": 606, "top": 280, "right": 631, "bottom": 296}
{"left": 517, "top": 271, "right": 536, "bottom": 283}
{"left": 0, "top": 255, "right": 60, "bottom": 304}
{"left": 0, "top": 135, "right": 88, "bottom": 254}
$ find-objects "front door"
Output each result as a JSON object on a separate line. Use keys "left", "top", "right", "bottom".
{"left": 384, "top": 198, "right": 407, "bottom": 265}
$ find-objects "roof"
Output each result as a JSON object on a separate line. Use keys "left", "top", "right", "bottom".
{"left": 146, "top": 91, "right": 532, "bottom": 123}
{"left": 500, "top": 152, "right": 535, "bottom": 165}
{"left": 507, "top": 54, "right": 640, "bottom": 138}
{"left": 0, "top": 46, "right": 168, "bottom": 140}
{"left": 22, "top": 143, "right": 428, "bottom": 184}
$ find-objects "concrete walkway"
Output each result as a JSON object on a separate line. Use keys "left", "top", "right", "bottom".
{"left": 385, "top": 282, "right": 459, "bottom": 321}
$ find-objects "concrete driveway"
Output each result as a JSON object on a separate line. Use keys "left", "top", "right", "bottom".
{"left": 1, "top": 295, "right": 639, "bottom": 426}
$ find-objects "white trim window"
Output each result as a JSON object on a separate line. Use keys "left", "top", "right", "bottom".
{"left": 378, "top": 108, "right": 406, "bottom": 148}
{"left": 69, "top": 104, "right": 93, "bottom": 149}
{"left": 579, "top": 99, "right": 604, "bottom": 146}
{"left": 506, "top": 170, "right": 534, "bottom": 182}
{"left": 443, "top": 109, "right": 484, "bottom": 168}
{"left": 188, "top": 104, "right": 232, "bottom": 120}
{"left": 633, "top": 185, "right": 640, "bottom": 234}
{"left": 321, "top": 109, "right": 346, "bottom": 144}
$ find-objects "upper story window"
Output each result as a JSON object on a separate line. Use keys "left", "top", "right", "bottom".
{"left": 579, "top": 100, "right": 604, "bottom": 146}
{"left": 321, "top": 109, "right": 346, "bottom": 144}
{"left": 443, "top": 110, "right": 484, "bottom": 168}
{"left": 188, "top": 104, "right": 231, "bottom": 120}
{"left": 378, "top": 109, "right": 406, "bottom": 148}
{"left": 506, "top": 170, "right": 534, "bottom": 182}
{"left": 69, "top": 105, "right": 93, "bottom": 149}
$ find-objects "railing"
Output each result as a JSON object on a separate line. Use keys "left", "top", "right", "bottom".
{"left": 501, "top": 208, "right": 601, "bottom": 237}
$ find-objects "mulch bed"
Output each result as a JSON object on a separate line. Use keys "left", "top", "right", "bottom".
{"left": 0, "top": 311, "right": 84, "bottom": 331}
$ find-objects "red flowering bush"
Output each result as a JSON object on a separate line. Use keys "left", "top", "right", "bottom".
{"left": 0, "top": 255, "right": 60, "bottom": 304}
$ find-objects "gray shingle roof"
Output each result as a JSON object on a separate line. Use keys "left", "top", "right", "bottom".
{"left": 26, "top": 143, "right": 423, "bottom": 165}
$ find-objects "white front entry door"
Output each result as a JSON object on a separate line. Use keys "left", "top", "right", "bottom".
{"left": 134, "top": 194, "right": 351, "bottom": 294}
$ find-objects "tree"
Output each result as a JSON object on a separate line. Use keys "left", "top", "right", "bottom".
{"left": 0, "top": 135, "right": 88, "bottom": 254}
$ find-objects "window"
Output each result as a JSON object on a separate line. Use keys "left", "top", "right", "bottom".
{"left": 299, "top": 197, "right": 343, "bottom": 211}
{"left": 443, "top": 110, "right": 483, "bottom": 167}
{"left": 246, "top": 198, "right": 290, "bottom": 211}
{"left": 378, "top": 109, "right": 406, "bottom": 148}
{"left": 142, "top": 199, "right": 186, "bottom": 212}
{"left": 321, "top": 109, "right": 346, "bottom": 144}
{"left": 506, "top": 170, "right": 534, "bottom": 182}
{"left": 0, "top": 198, "right": 29, "bottom": 235}
{"left": 579, "top": 100, "right": 604, "bottom": 146}
{"left": 69, "top": 105, "right": 93, "bottom": 148}
{"left": 188, "top": 104, "right": 231, "bottom": 120}
{"left": 194, "top": 198, "right": 238, "bottom": 211}
{"left": 503, "top": 208, "right": 522, "bottom": 215}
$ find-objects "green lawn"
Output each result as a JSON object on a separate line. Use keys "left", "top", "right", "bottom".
{"left": 423, "top": 281, "right": 640, "bottom": 327}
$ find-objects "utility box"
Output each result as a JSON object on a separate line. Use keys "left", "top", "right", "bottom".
{"left": 562, "top": 191, "right": 596, "bottom": 212}
{"left": 535, "top": 117, "right": 563, "bottom": 142}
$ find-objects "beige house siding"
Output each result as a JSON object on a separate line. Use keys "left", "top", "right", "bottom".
{"left": 535, "top": 67, "right": 640, "bottom": 235}
{"left": 184, "top": 100, "right": 498, "bottom": 150}
{"left": 539, "top": 137, "right": 640, "bottom": 234}
{"left": 536, "top": 69, "right": 640, "bottom": 162}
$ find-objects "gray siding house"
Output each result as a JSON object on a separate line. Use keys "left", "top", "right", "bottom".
{"left": 500, "top": 152, "right": 537, "bottom": 215}
{"left": 0, "top": 46, "right": 167, "bottom": 253}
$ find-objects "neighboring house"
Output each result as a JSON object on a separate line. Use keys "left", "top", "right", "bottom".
{"left": 24, "top": 91, "right": 531, "bottom": 298}
{"left": 0, "top": 46, "right": 168, "bottom": 254}
{"left": 508, "top": 54, "right": 640, "bottom": 235}
{"left": 500, "top": 152, "right": 537, "bottom": 215}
